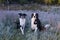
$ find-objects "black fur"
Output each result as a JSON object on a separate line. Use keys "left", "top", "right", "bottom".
{"left": 33, "top": 13, "right": 44, "bottom": 31}
{"left": 36, "top": 13, "right": 38, "bottom": 18}
{"left": 18, "top": 13, "right": 22, "bottom": 18}
{"left": 34, "top": 20, "right": 37, "bottom": 24}
{"left": 31, "top": 13, "right": 33, "bottom": 18}
{"left": 23, "top": 14, "right": 27, "bottom": 18}
{"left": 37, "top": 19, "right": 43, "bottom": 31}
{"left": 14, "top": 19, "right": 21, "bottom": 29}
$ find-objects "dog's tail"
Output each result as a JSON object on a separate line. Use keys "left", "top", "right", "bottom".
{"left": 44, "top": 24, "right": 50, "bottom": 28}
{"left": 38, "top": 24, "right": 51, "bottom": 31}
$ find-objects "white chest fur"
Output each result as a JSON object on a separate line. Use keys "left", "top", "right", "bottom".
{"left": 31, "top": 18, "right": 37, "bottom": 30}
{"left": 19, "top": 18, "right": 26, "bottom": 27}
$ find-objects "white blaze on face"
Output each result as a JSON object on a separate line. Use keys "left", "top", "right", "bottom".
{"left": 34, "top": 13, "right": 36, "bottom": 16}
{"left": 31, "top": 13, "right": 37, "bottom": 30}
{"left": 33, "top": 13, "right": 36, "bottom": 18}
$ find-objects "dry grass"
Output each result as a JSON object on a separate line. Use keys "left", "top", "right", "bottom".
{"left": 0, "top": 4, "right": 51, "bottom": 11}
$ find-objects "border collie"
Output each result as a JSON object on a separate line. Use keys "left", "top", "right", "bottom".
{"left": 31, "top": 13, "right": 45, "bottom": 32}
{"left": 17, "top": 13, "right": 27, "bottom": 35}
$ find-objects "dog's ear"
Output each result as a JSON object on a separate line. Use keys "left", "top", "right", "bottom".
{"left": 31, "top": 13, "right": 33, "bottom": 18}
{"left": 36, "top": 13, "right": 38, "bottom": 16}
{"left": 23, "top": 14, "right": 27, "bottom": 16}
{"left": 36, "top": 13, "right": 38, "bottom": 18}
{"left": 18, "top": 13, "right": 22, "bottom": 17}
{"left": 18, "top": 13, "right": 22, "bottom": 16}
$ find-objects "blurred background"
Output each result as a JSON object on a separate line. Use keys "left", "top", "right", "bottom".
{"left": 0, "top": 0, "right": 60, "bottom": 10}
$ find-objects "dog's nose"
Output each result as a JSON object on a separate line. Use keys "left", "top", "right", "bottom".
{"left": 34, "top": 16, "right": 35, "bottom": 17}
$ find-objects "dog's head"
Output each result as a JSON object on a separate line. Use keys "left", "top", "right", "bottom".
{"left": 18, "top": 13, "right": 27, "bottom": 18}
{"left": 23, "top": 14, "right": 27, "bottom": 18}
{"left": 31, "top": 13, "right": 38, "bottom": 19}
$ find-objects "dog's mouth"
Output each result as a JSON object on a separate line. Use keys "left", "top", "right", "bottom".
{"left": 34, "top": 16, "right": 35, "bottom": 17}
{"left": 33, "top": 16, "right": 36, "bottom": 18}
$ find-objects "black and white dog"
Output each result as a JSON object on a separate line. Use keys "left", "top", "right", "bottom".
{"left": 31, "top": 13, "right": 45, "bottom": 32}
{"left": 17, "top": 13, "right": 27, "bottom": 35}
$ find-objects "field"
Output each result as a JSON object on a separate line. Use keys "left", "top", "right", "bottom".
{"left": 0, "top": 7, "right": 60, "bottom": 40}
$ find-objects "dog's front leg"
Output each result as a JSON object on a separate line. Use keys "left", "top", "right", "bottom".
{"left": 20, "top": 27, "right": 24, "bottom": 35}
{"left": 34, "top": 27, "right": 37, "bottom": 32}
